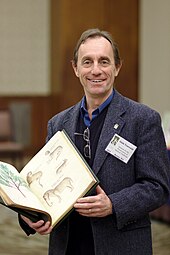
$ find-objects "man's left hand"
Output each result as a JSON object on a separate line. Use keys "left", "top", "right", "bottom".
{"left": 74, "top": 185, "right": 112, "bottom": 217}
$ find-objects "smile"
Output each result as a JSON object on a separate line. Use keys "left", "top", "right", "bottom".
{"left": 89, "top": 79, "right": 103, "bottom": 83}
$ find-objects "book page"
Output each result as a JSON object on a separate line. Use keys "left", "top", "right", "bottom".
{"left": 0, "top": 161, "right": 47, "bottom": 212}
{"left": 20, "top": 130, "right": 97, "bottom": 226}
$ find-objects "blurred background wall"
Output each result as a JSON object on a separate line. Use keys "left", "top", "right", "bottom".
{"left": 0, "top": 0, "right": 50, "bottom": 96}
{"left": 139, "top": 0, "right": 170, "bottom": 116}
{"left": 0, "top": 0, "right": 170, "bottom": 158}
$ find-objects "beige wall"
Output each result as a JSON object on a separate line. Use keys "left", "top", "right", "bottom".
{"left": 1, "top": 0, "right": 170, "bottom": 117}
{"left": 139, "top": 0, "right": 170, "bottom": 116}
{"left": 0, "top": 0, "right": 50, "bottom": 96}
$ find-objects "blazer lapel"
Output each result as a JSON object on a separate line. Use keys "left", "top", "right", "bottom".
{"left": 61, "top": 92, "right": 128, "bottom": 176}
{"left": 62, "top": 102, "right": 81, "bottom": 142}
{"left": 92, "top": 92, "right": 127, "bottom": 175}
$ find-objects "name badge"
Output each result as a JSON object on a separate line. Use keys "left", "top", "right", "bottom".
{"left": 105, "top": 134, "right": 137, "bottom": 163}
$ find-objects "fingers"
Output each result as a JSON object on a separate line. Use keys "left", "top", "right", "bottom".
{"left": 21, "top": 215, "right": 52, "bottom": 235}
{"left": 96, "top": 185, "right": 105, "bottom": 194}
{"left": 76, "top": 207, "right": 101, "bottom": 217}
{"left": 74, "top": 185, "right": 113, "bottom": 217}
{"left": 33, "top": 221, "right": 53, "bottom": 235}
{"left": 76, "top": 185, "right": 105, "bottom": 204}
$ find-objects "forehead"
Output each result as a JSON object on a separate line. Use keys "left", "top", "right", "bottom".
{"left": 78, "top": 37, "right": 114, "bottom": 60}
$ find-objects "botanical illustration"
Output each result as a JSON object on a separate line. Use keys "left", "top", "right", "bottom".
{"left": 0, "top": 163, "right": 28, "bottom": 197}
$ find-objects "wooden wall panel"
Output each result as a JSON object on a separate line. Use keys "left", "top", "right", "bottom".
{"left": 104, "top": 0, "right": 139, "bottom": 100}
{"left": 50, "top": 0, "right": 139, "bottom": 110}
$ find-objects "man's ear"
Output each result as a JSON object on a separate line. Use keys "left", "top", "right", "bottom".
{"left": 115, "top": 61, "right": 122, "bottom": 77}
{"left": 71, "top": 60, "right": 79, "bottom": 77}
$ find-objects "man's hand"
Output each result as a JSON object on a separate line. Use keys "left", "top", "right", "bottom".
{"left": 21, "top": 215, "right": 53, "bottom": 235}
{"left": 74, "top": 185, "right": 112, "bottom": 217}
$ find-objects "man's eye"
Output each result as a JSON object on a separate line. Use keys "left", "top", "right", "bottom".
{"left": 82, "top": 60, "right": 92, "bottom": 67}
{"left": 100, "top": 60, "right": 110, "bottom": 67}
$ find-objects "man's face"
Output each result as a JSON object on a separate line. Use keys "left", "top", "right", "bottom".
{"left": 72, "top": 37, "right": 121, "bottom": 100}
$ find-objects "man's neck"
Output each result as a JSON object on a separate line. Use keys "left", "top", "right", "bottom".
{"left": 85, "top": 91, "right": 113, "bottom": 119}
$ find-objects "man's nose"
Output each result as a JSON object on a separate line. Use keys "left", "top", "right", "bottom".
{"left": 91, "top": 63, "right": 102, "bottom": 74}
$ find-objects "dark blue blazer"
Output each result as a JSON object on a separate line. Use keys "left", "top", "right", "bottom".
{"left": 24, "top": 90, "right": 170, "bottom": 255}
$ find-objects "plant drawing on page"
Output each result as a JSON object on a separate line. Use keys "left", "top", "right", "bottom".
{"left": 0, "top": 163, "right": 28, "bottom": 197}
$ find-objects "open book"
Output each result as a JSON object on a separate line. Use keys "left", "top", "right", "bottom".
{"left": 0, "top": 130, "right": 99, "bottom": 229}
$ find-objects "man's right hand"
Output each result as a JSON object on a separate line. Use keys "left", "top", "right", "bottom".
{"left": 21, "top": 215, "right": 53, "bottom": 235}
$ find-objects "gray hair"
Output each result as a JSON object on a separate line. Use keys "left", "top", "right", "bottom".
{"left": 73, "top": 28, "right": 121, "bottom": 67}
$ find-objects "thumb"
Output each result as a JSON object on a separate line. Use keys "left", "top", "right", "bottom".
{"left": 96, "top": 185, "right": 105, "bottom": 195}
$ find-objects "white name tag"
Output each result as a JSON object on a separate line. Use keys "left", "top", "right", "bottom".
{"left": 105, "top": 134, "right": 137, "bottom": 163}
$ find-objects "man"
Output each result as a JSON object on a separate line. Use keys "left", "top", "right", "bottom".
{"left": 20, "top": 28, "right": 170, "bottom": 255}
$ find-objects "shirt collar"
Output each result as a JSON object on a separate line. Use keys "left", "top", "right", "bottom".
{"left": 81, "top": 89, "right": 114, "bottom": 113}
{"left": 80, "top": 89, "right": 114, "bottom": 126}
